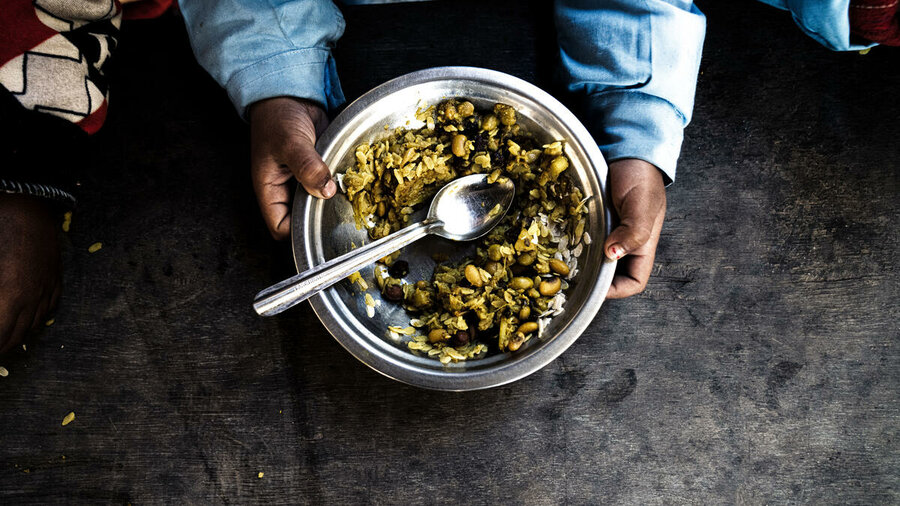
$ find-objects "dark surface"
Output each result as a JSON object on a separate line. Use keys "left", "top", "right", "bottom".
{"left": 1, "top": 1, "right": 898, "bottom": 503}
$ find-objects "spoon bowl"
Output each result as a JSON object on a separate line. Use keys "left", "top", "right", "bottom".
{"left": 428, "top": 174, "right": 515, "bottom": 240}
{"left": 253, "top": 173, "right": 515, "bottom": 317}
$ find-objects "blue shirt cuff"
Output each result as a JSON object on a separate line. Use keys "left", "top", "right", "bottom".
{"left": 224, "top": 48, "right": 346, "bottom": 119}
{"left": 583, "top": 91, "right": 685, "bottom": 185}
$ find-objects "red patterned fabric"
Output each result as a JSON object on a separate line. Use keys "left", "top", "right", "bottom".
{"left": 0, "top": 1, "right": 57, "bottom": 66}
{"left": 850, "top": 0, "right": 900, "bottom": 45}
{"left": 123, "top": 0, "right": 176, "bottom": 20}
{"left": 0, "top": 0, "right": 122, "bottom": 134}
{"left": 75, "top": 98, "right": 109, "bottom": 134}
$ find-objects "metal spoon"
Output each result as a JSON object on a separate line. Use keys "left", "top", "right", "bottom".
{"left": 253, "top": 173, "right": 516, "bottom": 316}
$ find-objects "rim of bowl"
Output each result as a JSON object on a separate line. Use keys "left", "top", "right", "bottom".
{"left": 291, "top": 66, "right": 615, "bottom": 391}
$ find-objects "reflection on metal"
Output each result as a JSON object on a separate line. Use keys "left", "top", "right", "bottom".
{"left": 292, "top": 67, "right": 615, "bottom": 391}
{"left": 254, "top": 174, "right": 513, "bottom": 316}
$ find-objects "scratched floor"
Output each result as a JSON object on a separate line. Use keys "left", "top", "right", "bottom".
{"left": 1, "top": 1, "right": 897, "bottom": 504}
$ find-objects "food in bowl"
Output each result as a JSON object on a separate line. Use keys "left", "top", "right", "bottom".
{"left": 340, "top": 99, "right": 589, "bottom": 364}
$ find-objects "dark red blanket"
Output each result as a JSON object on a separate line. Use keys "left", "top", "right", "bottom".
{"left": 851, "top": 0, "right": 900, "bottom": 45}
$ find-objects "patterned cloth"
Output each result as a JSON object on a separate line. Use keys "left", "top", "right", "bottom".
{"left": 850, "top": 0, "right": 900, "bottom": 45}
{"left": 0, "top": 0, "right": 175, "bottom": 204}
{"left": 0, "top": 0, "right": 123, "bottom": 134}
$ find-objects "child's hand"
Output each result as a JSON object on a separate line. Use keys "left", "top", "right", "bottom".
{"left": 603, "top": 158, "right": 667, "bottom": 299}
{"left": 0, "top": 194, "right": 61, "bottom": 353}
{"left": 249, "top": 97, "right": 336, "bottom": 240}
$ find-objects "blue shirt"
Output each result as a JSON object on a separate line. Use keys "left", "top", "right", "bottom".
{"left": 178, "top": 0, "right": 868, "bottom": 183}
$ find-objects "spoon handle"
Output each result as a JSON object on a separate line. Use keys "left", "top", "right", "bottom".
{"left": 253, "top": 218, "right": 440, "bottom": 316}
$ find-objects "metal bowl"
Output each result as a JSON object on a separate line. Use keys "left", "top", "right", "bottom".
{"left": 291, "top": 67, "right": 615, "bottom": 391}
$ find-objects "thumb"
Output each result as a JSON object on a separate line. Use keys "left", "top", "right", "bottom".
{"left": 604, "top": 197, "right": 656, "bottom": 260}
{"left": 285, "top": 142, "right": 337, "bottom": 200}
{"left": 603, "top": 160, "right": 666, "bottom": 260}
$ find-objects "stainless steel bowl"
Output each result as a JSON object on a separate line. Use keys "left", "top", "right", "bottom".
{"left": 291, "top": 67, "right": 615, "bottom": 391}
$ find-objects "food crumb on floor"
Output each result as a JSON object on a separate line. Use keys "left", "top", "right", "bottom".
{"left": 258, "top": 472, "right": 264, "bottom": 479}
{"left": 0, "top": 366, "right": 8, "bottom": 377}
{"left": 61, "top": 212, "right": 72, "bottom": 232}
{"left": 88, "top": 242, "right": 102, "bottom": 253}
{"left": 62, "top": 411, "right": 75, "bottom": 426}
{"left": 45, "top": 318, "right": 55, "bottom": 326}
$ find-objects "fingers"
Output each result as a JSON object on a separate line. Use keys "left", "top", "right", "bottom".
{"left": 284, "top": 140, "right": 337, "bottom": 200}
{"left": 606, "top": 207, "right": 664, "bottom": 299}
{"left": 604, "top": 160, "right": 666, "bottom": 261}
{"left": 603, "top": 159, "right": 667, "bottom": 299}
{"left": 604, "top": 199, "right": 656, "bottom": 260}
{"left": 250, "top": 97, "right": 335, "bottom": 240}
{"left": 250, "top": 149, "right": 336, "bottom": 240}
{"left": 251, "top": 158, "right": 294, "bottom": 240}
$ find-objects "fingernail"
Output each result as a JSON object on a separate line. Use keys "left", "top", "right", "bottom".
{"left": 321, "top": 179, "right": 336, "bottom": 198}
{"left": 608, "top": 244, "right": 625, "bottom": 260}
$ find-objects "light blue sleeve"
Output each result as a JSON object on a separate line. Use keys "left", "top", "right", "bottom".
{"left": 556, "top": 0, "right": 706, "bottom": 183}
{"left": 756, "top": 0, "right": 876, "bottom": 51}
{"left": 177, "top": 0, "right": 346, "bottom": 118}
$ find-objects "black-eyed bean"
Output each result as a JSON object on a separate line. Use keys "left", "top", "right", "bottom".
{"left": 458, "top": 101, "right": 474, "bottom": 117}
{"left": 539, "top": 277, "right": 562, "bottom": 296}
{"left": 518, "top": 306, "right": 531, "bottom": 320}
{"left": 428, "top": 328, "right": 449, "bottom": 343}
{"left": 517, "top": 321, "right": 538, "bottom": 335}
{"left": 488, "top": 244, "right": 502, "bottom": 262}
{"left": 452, "top": 134, "right": 468, "bottom": 157}
{"left": 508, "top": 332, "right": 524, "bottom": 351}
{"left": 481, "top": 114, "right": 498, "bottom": 131}
{"left": 495, "top": 104, "right": 516, "bottom": 126}
{"left": 509, "top": 276, "right": 534, "bottom": 291}
{"left": 549, "top": 258, "right": 570, "bottom": 276}
{"left": 517, "top": 252, "right": 535, "bottom": 266}
{"left": 465, "top": 264, "right": 483, "bottom": 287}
